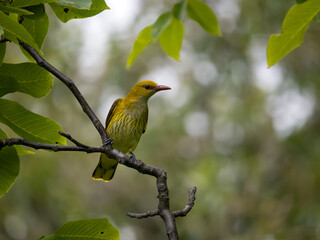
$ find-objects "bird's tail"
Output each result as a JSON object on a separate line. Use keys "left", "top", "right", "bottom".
{"left": 92, "top": 154, "right": 118, "bottom": 181}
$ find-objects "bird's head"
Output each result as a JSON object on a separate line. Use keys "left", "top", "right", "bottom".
{"left": 127, "top": 80, "right": 171, "bottom": 100}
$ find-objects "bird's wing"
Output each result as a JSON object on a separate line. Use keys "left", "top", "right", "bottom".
{"left": 142, "top": 108, "right": 148, "bottom": 134}
{"left": 105, "top": 98, "right": 122, "bottom": 128}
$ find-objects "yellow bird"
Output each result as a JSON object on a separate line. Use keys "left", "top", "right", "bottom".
{"left": 92, "top": 80, "right": 171, "bottom": 181}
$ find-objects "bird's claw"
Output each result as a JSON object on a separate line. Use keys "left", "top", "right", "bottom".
{"left": 103, "top": 138, "right": 113, "bottom": 146}
{"left": 129, "top": 152, "right": 136, "bottom": 164}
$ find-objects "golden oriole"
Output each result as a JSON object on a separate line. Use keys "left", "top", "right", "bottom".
{"left": 92, "top": 80, "right": 171, "bottom": 181}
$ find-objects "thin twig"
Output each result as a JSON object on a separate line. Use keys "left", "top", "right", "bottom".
{"left": 0, "top": 138, "right": 101, "bottom": 153}
{"left": 173, "top": 187, "right": 197, "bottom": 217}
{"left": 58, "top": 131, "right": 90, "bottom": 148}
{"left": 127, "top": 210, "right": 159, "bottom": 219}
{"left": 0, "top": 37, "right": 10, "bottom": 43}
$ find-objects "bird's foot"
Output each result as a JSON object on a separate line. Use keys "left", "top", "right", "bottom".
{"left": 129, "top": 152, "right": 136, "bottom": 164}
{"left": 103, "top": 138, "right": 113, "bottom": 146}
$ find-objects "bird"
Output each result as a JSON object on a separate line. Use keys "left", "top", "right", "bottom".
{"left": 92, "top": 80, "right": 171, "bottom": 181}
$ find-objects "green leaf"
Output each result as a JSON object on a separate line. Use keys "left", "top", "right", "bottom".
{"left": 159, "top": 17, "right": 184, "bottom": 61}
{"left": 10, "top": 0, "right": 58, "bottom": 7}
{"left": 3, "top": 29, "right": 18, "bottom": 45}
{"left": 267, "top": 0, "right": 320, "bottom": 67}
{"left": 0, "top": 11, "right": 40, "bottom": 51}
{"left": 0, "top": 128, "right": 19, "bottom": 198}
{"left": 19, "top": 5, "right": 49, "bottom": 60}
{"left": 173, "top": 1, "right": 187, "bottom": 20}
{"left": 0, "top": 63, "right": 53, "bottom": 98}
{"left": 0, "top": 42, "right": 5, "bottom": 66}
{"left": 0, "top": 4, "right": 34, "bottom": 15}
{"left": 21, "top": 4, "right": 49, "bottom": 50}
{"left": 14, "top": 145, "right": 35, "bottom": 155}
{"left": 126, "top": 25, "right": 153, "bottom": 68}
{"left": 55, "top": 0, "right": 93, "bottom": 9}
{"left": 187, "top": 0, "right": 221, "bottom": 36}
{"left": 41, "top": 218, "right": 120, "bottom": 240}
{"left": 0, "top": 26, "right": 3, "bottom": 35}
{"left": 151, "top": 12, "right": 172, "bottom": 39}
{"left": 0, "top": 99, "right": 66, "bottom": 145}
{"left": 49, "top": 0, "right": 109, "bottom": 23}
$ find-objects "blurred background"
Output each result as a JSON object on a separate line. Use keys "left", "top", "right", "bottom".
{"left": 1, "top": 0, "right": 320, "bottom": 239}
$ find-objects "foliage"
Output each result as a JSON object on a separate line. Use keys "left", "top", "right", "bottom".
{"left": 0, "top": 63, "right": 53, "bottom": 97}
{"left": 41, "top": 218, "right": 119, "bottom": 240}
{"left": 267, "top": 0, "right": 320, "bottom": 67}
{"left": 49, "top": 0, "right": 109, "bottom": 23}
{"left": 0, "top": 99, "right": 66, "bottom": 144}
{"left": 126, "top": 0, "right": 221, "bottom": 67}
{"left": 0, "top": 128, "right": 19, "bottom": 197}
{"left": 0, "top": 10, "right": 40, "bottom": 50}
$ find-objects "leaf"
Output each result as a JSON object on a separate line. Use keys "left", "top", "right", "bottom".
{"left": 19, "top": 5, "right": 49, "bottom": 60}
{"left": 126, "top": 25, "right": 153, "bottom": 68}
{"left": 0, "top": 128, "right": 19, "bottom": 197}
{"left": 187, "top": 0, "right": 221, "bottom": 36}
{"left": 0, "top": 63, "right": 53, "bottom": 98}
{"left": 3, "top": 29, "right": 18, "bottom": 45}
{"left": 0, "top": 4, "right": 34, "bottom": 15}
{"left": 14, "top": 145, "right": 35, "bottom": 155}
{"left": 0, "top": 42, "right": 5, "bottom": 66}
{"left": 151, "top": 12, "right": 172, "bottom": 39}
{"left": 55, "top": 0, "right": 93, "bottom": 9}
{"left": 41, "top": 218, "right": 120, "bottom": 240}
{"left": 267, "top": 0, "right": 320, "bottom": 67}
{"left": 0, "top": 11, "right": 40, "bottom": 51}
{"left": 49, "top": 0, "right": 109, "bottom": 23}
{"left": 173, "top": 1, "right": 187, "bottom": 20}
{"left": 159, "top": 17, "right": 184, "bottom": 61}
{"left": 10, "top": 0, "right": 58, "bottom": 7}
{"left": 0, "top": 99, "right": 66, "bottom": 145}
{"left": 21, "top": 4, "right": 49, "bottom": 50}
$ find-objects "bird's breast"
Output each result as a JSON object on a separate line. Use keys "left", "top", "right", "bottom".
{"left": 107, "top": 103, "right": 147, "bottom": 153}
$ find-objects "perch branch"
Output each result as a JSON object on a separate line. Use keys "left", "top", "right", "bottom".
{"left": 0, "top": 134, "right": 195, "bottom": 239}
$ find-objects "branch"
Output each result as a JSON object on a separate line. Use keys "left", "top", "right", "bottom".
{"left": 0, "top": 37, "right": 10, "bottom": 43}
{"left": 0, "top": 135, "right": 196, "bottom": 239}
{"left": 127, "top": 187, "right": 197, "bottom": 219}
{"left": 173, "top": 187, "right": 197, "bottom": 217}
{"left": 58, "top": 131, "right": 90, "bottom": 148}
{"left": 18, "top": 41, "right": 108, "bottom": 144}
{"left": 0, "top": 138, "right": 103, "bottom": 153}
{"left": 127, "top": 210, "right": 159, "bottom": 219}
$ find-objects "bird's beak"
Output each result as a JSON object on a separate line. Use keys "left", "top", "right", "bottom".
{"left": 155, "top": 85, "right": 171, "bottom": 92}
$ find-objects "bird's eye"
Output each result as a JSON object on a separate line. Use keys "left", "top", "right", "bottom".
{"left": 144, "top": 85, "right": 150, "bottom": 90}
